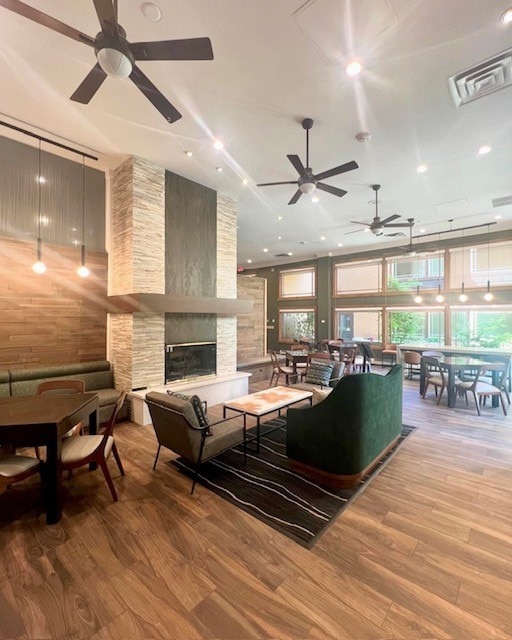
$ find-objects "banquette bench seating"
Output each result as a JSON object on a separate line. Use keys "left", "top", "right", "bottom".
{"left": 0, "top": 361, "right": 126, "bottom": 424}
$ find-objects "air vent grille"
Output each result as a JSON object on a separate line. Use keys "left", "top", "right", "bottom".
{"left": 448, "top": 48, "right": 512, "bottom": 107}
{"left": 492, "top": 195, "right": 512, "bottom": 208}
{"left": 274, "top": 253, "right": 290, "bottom": 257}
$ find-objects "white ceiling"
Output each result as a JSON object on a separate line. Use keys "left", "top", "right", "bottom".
{"left": 1, "top": 0, "right": 511, "bottom": 267}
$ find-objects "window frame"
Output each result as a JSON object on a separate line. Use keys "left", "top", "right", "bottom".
{"left": 278, "top": 266, "right": 316, "bottom": 300}
{"left": 334, "top": 258, "right": 383, "bottom": 296}
{"left": 278, "top": 308, "right": 316, "bottom": 343}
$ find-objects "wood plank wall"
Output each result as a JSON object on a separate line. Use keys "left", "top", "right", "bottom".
{"left": 0, "top": 236, "right": 108, "bottom": 367}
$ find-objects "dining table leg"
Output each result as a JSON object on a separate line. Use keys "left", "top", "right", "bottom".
{"left": 45, "top": 431, "right": 62, "bottom": 525}
{"left": 447, "top": 367, "right": 456, "bottom": 408}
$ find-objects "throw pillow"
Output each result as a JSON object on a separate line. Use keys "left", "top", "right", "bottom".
{"left": 167, "top": 390, "right": 212, "bottom": 435}
{"left": 312, "top": 387, "right": 332, "bottom": 405}
{"left": 305, "top": 359, "right": 334, "bottom": 387}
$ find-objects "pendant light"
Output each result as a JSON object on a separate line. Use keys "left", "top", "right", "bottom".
{"left": 32, "top": 139, "right": 46, "bottom": 274}
{"left": 459, "top": 229, "right": 468, "bottom": 302}
{"left": 76, "top": 154, "right": 90, "bottom": 278}
{"left": 484, "top": 224, "right": 493, "bottom": 301}
{"left": 414, "top": 237, "right": 422, "bottom": 303}
{"left": 435, "top": 233, "right": 444, "bottom": 302}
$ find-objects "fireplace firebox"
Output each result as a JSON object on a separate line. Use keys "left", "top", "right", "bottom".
{"left": 165, "top": 342, "right": 216, "bottom": 383}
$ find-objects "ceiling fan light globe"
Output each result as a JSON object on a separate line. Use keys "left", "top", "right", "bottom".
{"left": 97, "top": 48, "right": 132, "bottom": 78}
{"left": 299, "top": 182, "right": 316, "bottom": 195}
{"left": 371, "top": 227, "right": 383, "bottom": 236}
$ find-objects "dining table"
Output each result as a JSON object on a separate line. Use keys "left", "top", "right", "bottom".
{"left": 0, "top": 392, "right": 99, "bottom": 524}
{"left": 420, "top": 356, "right": 489, "bottom": 409}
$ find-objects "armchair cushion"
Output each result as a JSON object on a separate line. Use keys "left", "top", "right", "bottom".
{"left": 167, "top": 390, "right": 212, "bottom": 435}
{"left": 305, "top": 360, "right": 334, "bottom": 387}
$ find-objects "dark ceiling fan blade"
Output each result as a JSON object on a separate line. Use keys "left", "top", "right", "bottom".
{"left": 92, "top": 0, "right": 118, "bottom": 38}
{"left": 256, "top": 181, "right": 298, "bottom": 187}
{"left": 131, "top": 38, "right": 214, "bottom": 61}
{"left": 314, "top": 160, "right": 358, "bottom": 182}
{"left": 384, "top": 222, "right": 415, "bottom": 228}
{"left": 345, "top": 228, "right": 365, "bottom": 235}
{"left": 349, "top": 220, "right": 371, "bottom": 226}
{"left": 0, "top": 0, "right": 95, "bottom": 46}
{"left": 287, "top": 155, "right": 306, "bottom": 176}
{"left": 130, "top": 65, "right": 182, "bottom": 123}
{"left": 316, "top": 183, "right": 347, "bottom": 198}
{"left": 70, "top": 64, "right": 107, "bottom": 104}
{"left": 379, "top": 214, "right": 401, "bottom": 226}
{"left": 288, "top": 190, "right": 303, "bottom": 205}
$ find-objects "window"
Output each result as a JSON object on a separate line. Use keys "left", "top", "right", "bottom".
{"left": 335, "top": 259, "right": 382, "bottom": 294}
{"left": 388, "top": 308, "right": 444, "bottom": 345}
{"left": 335, "top": 308, "right": 382, "bottom": 343}
{"left": 450, "top": 240, "right": 512, "bottom": 288}
{"left": 451, "top": 307, "right": 512, "bottom": 348}
{"left": 279, "top": 267, "right": 315, "bottom": 299}
{"left": 387, "top": 253, "right": 444, "bottom": 292}
{"left": 279, "top": 309, "right": 315, "bottom": 342}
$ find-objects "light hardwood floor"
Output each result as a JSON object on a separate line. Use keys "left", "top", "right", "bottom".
{"left": 1, "top": 370, "right": 512, "bottom": 640}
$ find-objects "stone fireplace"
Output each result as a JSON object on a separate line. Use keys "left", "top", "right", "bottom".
{"left": 107, "top": 156, "right": 251, "bottom": 410}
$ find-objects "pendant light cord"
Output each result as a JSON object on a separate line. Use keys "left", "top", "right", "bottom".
{"left": 37, "top": 139, "right": 42, "bottom": 241}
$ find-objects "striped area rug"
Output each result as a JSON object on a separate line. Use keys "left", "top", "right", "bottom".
{"left": 173, "top": 420, "right": 415, "bottom": 548}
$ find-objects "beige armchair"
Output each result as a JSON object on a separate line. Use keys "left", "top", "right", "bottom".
{"left": 145, "top": 391, "right": 246, "bottom": 493}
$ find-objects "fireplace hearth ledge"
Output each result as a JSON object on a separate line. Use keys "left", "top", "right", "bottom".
{"left": 129, "top": 371, "right": 251, "bottom": 426}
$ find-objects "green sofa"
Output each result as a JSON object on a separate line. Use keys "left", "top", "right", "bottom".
{"left": 286, "top": 364, "right": 403, "bottom": 487}
{"left": 3, "top": 361, "right": 126, "bottom": 424}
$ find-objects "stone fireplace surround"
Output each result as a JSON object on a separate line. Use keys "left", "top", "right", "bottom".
{"left": 108, "top": 156, "right": 252, "bottom": 424}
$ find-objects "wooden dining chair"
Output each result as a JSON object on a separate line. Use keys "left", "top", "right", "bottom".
{"left": 34, "top": 379, "right": 86, "bottom": 459}
{"left": 0, "top": 454, "right": 43, "bottom": 491}
{"left": 455, "top": 364, "right": 508, "bottom": 416}
{"left": 59, "top": 391, "right": 127, "bottom": 502}
{"left": 421, "top": 356, "right": 449, "bottom": 405}
{"left": 269, "top": 351, "right": 295, "bottom": 387}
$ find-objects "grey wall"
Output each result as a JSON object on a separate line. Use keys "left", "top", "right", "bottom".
{"left": 164, "top": 171, "right": 217, "bottom": 345}
{"left": 0, "top": 135, "right": 105, "bottom": 251}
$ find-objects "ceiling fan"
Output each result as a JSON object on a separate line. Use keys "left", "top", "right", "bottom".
{"left": 346, "top": 185, "right": 413, "bottom": 236}
{"left": 398, "top": 218, "right": 419, "bottom": 256}
{"left": 0, "top": 0, "right": 214, "bottom": 123}
{"left": 257, "top": 118, "right": 359, "bottom": 205}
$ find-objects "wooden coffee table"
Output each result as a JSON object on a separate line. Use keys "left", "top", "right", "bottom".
{"left": 223, "top": 386, "right": 312, "bottom": 452}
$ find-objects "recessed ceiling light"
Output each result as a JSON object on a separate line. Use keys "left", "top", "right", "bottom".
{"left": 241, "top": 178, "right": 249, "bottom": 185}
{"left": 277, "top": 216, "right": 283, "bottom": 220}
{"left": 364, "top": 228, "right": 370, "bottom": 233}
{"left": 495, "top": 214, "right": 502, "bottom": 220}
{"left": 141, "top": 2, "right": 162, "bottom": 22}
{"left": 478, "top": 145, "right": 492, "bottom": 155}
{"left": 312, "top": 196, "right": 320, "bottom": 203}
{"left": 320, "top": 236, "right": 326, "bottom": 241}
{"left": 213, "top": 139, "right": 224, "bottom": 150}
{"left": 185, "top": 150, "right": 193, "bottom": 157}
{"left": 263, "top": 248, "right": 268, "bottom": 253}
{"left": 500, "top": 8, "right": 512, "bottom": 24}
{"left": 277, "top": 236, "right": 282, "bottom": 240}
{"left": 419, "top": 228, "right": 426, "bottom": 233}
{"left": 337, "top": 242, "right": 343, "bottom": 247}
{"left": 417, "top": 164, "right": 428, "bottom": 173}
{"left": 346, "top": 60, "right": 362, "bottom": 76}
{"left": 247, "top": 259, "right": 252, "bottom": 264}
{"left": 37, "top": 176, "right": 46, "bottom": 184}
{"left": 287, "top": 252, "right": 293, "bottom": 256}
{"left": 215, "top": 166, "right": 223, "bottom": 173}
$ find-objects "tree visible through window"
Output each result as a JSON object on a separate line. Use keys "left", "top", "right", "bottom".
{"left": 279, "top": 310, "right": 315, "bottom": 342}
